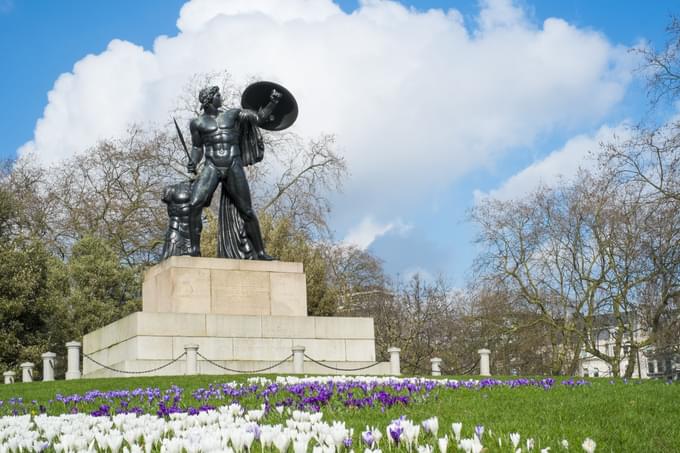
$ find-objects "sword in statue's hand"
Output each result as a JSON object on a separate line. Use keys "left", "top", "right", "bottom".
{"left": 173, "top": 117, "right": 196, "bottom": 175}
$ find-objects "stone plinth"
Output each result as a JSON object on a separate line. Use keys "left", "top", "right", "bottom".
{"left": 82, "top": 258, "right": 390, "bottom": 378}
{"left": 142, "top": 256, "right": 307, "bottom": 316}
{"left": 82, "top": 312, "right": 388, "bottom": 378}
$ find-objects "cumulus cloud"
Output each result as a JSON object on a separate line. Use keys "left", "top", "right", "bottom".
{"left": 18, "top": 0, "right": 636, "bottom": 249}
{"left": 343, "top": 216, "right": 412, "bottom": 250}
{"left": 475, "top": 123, "right": 632, "bottom": 201}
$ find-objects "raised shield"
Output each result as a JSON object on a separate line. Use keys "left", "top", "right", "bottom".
{"left": 241, "top": 81, "right": 298, "bottom": 131}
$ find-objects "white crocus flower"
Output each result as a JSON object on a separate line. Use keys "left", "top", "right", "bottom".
{"left": 582, "top": 438, "right": 597, "bottom": 453}
{"left": 403, "top": 421, "right": 420, "bottom": 447}
{"left": 510, "top": 432, "right": 520, "bottom": 448}
{"left": 561, "top": 439, "right": 569, "bottom": 449}
{"left": 417, "top": 445, "right": 433, "bottom": 453}
{"left": 324, "top": 434, "right": 336, "bottom": 448}
{"left": 527, "top": 438, "right": 535, "bottom": 451}
{"left": 458, "top": 438, "right": 473, "bottom": 453}
{"left": 373, "top": 428, "right": 383, "bottom": 446}
{"left": 437, "top": 436, "right": 448, "bottom": 453}
{"left": 330, "top": 421, "right": 348, "bottom": 450}
{"left": 274, "top": 431, "right": 292, "bottom": 453}
{"left": 247, "top": 410, "right": 264, "bottom": 422}
{"left": 231, "top": 429, "right": 246, "bottom": 452}
{"left": 107, "top": 431, "right": 124, "bottom": 453}
{"left": 261, "top": 427, "right": 277, "bottom": 449}
{"left": 540, "top": 448, "right": 551, "bottom": 453}
{"left": 450, "top": 423, "right": 462, "bottom": 442}
{"left": 471, "top": 436, "right": 483, "bottom": 453}
{"left": 421, "top": 417, "right": 439, "bottom": 437}
{"left": 243, "top": 430, "right": 256, "bottom": 450}
{"left": 293, "top": 433, "right": 312, "bottom": 453}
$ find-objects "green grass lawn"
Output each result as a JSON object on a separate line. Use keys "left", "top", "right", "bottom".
{"left": 0, "top": 374, "right": 678, "bottom": 452}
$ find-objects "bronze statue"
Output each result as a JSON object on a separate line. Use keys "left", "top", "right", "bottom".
{"left": 175, "top": 81, "right": 297, "bottom": 260}
{"left": 160, "top": 179, "right": 202, "bottom": 260}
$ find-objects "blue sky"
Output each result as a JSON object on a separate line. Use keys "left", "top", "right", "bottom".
{"left": 1, "top": 0, "right": 677, "bottom": 284}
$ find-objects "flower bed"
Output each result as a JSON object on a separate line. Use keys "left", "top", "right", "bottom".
{"left": 1, "top": 376, "right": 588, "bottom": 418}
{"left": 0, "top": 376, "right": 601, "bottom": 452}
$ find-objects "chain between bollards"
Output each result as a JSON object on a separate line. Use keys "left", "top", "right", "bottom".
{"left": 82, "top": 351, "right": 188, "bottom": 375}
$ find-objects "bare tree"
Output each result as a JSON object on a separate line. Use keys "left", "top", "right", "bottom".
{"left": 633, "top": 16, "right": 680, "bottom": 108}
{"left": 472, "top": 167, "right": 680, "bottom": 377}
{"left": 601, "top": 16, "right": 680, "bottom": 364}
{"left": 328, "top": 245, "right": 387, "bottom": 313}
{"left": 43, "top": 127, "right": 176, "bottom": 265}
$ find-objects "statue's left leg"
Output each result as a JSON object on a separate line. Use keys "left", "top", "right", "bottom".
{"left": 224, "top": 160, "right": 275, "bottom": 260}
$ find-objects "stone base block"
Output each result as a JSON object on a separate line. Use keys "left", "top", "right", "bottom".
{"left": 142, "top": 256, "right": 307, "bottom": 316}
{"left": 82, "top": 312, "right": 389, "bottom": 378}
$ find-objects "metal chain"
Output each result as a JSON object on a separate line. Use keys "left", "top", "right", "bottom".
{"left": 303, "top": 354, "right": 382, "bottom": 372}
{"left": 82, "top": 352, "right": 187, "bottom": 375}
{"left": 197, "top": 352, "right": 293, "bottom": 374}
{"left": 400, "top": 357, "right": 431, "bottom": 374}
{"left": 400, "top": 356, "right": 480, "bottom": 376}
{"left": 440, "top": 359, "right": 480, "bottom": 376}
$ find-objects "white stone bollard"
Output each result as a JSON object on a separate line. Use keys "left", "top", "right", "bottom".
{"left": 3, "top": 371, "right": 15, "bottom": 384}
{"left": 292, "top": 345, "right": 305, "bottom": 374}
{"left": 431, "top": 357, "right": 442, "bottom": 376}
{"left": 20, "top": 362, "right": 34, "bottom": 383}
{"left": 184, "top": 344, "right": 199, "bottom": 375}
{"left": 42, "top": 352, "right": 56, "bottom": 382}
{"left": 478, "top": 348, "right": 491, "bottom": 376}
{"left": 65, "top": 341, "right": 82, "bottom": 380}
{"left": 388, "top": 347, "right": 401, "bottom": 375}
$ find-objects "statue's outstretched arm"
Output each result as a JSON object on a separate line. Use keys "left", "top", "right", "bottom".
{"left": 255, "top": 89, "right": 282, "bottom": 126}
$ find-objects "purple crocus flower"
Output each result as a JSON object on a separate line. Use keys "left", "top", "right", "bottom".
{"left": 246, "top": 423, "right": 262, "bottom": 440}
{"left": 475, "top": 424, "right": 484, "bottom": 439}
{"left": 362, "top": 430, "right": 375, "bottom": 447}
{"left": 388, "top": 424, "right": 403, "bottom": 444}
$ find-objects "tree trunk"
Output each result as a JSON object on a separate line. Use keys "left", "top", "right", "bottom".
{"left": 624, "top": 346, "right": 638, "bottom": 378}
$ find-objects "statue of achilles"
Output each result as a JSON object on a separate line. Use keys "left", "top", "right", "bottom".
{"left": 175, "top": 81, "right": 298, "bottom": 260}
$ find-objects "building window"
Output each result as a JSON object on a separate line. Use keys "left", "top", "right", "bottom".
{"left": 593, "top": 368, "right": 600, "bottom": 377}
{"left": 648, "top": 361, "right": 655, "bottom": 374}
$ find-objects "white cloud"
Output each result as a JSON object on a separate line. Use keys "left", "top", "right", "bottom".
{"left": 475, "top": 123, "right": 632, "bottom": 201}
{"left": 343, "top": 216, "right": 412, "bottom": 250}
{"left": 18, "top": 0, "right": 635, "bottom": 230}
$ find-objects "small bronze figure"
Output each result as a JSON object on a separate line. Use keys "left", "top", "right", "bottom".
{"left": 185, "top": 82, "right": 298, "bottom": 260}
{"left": 160, "top": 179, "right": 202, "bottom": 260}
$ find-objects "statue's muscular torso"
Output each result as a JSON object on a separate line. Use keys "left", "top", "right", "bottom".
{"left": 191, "top": 108, "right": 242, "bottom": 168}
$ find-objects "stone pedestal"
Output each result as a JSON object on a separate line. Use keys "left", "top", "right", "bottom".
{"left": 143, "top": 256, "right": 307, "bottom": 316}
{"left": 83, "top": 258, "right": 389, "bottom": 378}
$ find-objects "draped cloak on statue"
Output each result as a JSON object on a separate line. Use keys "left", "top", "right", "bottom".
{"left": 217, "top": 109, "right": 265, "bottom": 259}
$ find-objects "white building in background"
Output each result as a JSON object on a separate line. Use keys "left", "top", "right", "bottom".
{"left": 579, "top": 325, "right": 680, "bottom": 380}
